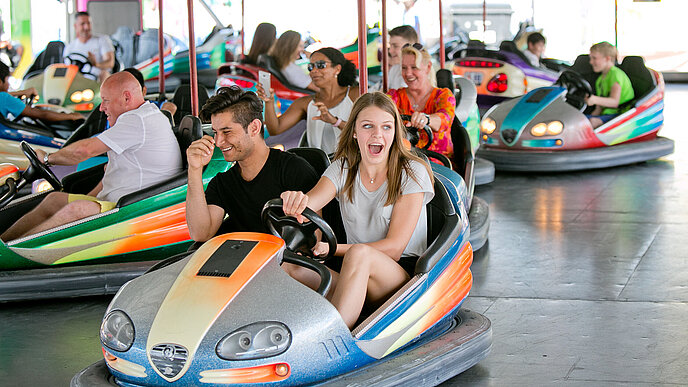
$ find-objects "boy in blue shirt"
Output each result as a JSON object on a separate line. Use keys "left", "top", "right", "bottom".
{"left": 585, "top": 42, "right": 634, "bottom": 128}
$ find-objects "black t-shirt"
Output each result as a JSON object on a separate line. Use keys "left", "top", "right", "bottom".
{"left": 205, "top": 148, "right": 319, "bottom": 234}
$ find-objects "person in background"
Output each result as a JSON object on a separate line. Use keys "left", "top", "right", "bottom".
{"left": 258, "top": 47, "right": 359, "bottom": 155}
{"left": 269, "top": 30, "right": 317, "bottom": 91}
{"left": 388, "top": 25, "right": 419, "bottom": 90}
{"left": 242, "top": 22, "right": 276, "bottom": 66}
{"left": 63, "top": 11, "right": 115, "bottom": 82}
{"left": 585, "top": 41, "right": 634, "bottom": 128}
{"left": 523, "top": 32, "right": 546, "bottom": 68}
{"left": 1, "top": 72, "right": 182, "bottom": 241}
{"left": 388, "top": 44, "right": 455, "bottom": 158}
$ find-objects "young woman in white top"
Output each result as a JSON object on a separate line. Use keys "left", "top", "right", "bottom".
{"left": 280, "top": 92, "right": 435, "bottom": 329}
{"left": 257, "top": 47, "right": 359, "bottom": 155}
{"left": 268, "top": 30, "right": 316, "bottom": 91}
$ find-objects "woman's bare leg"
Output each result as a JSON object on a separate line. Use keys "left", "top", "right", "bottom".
{"left": 330, "top": 244, "right": 409, "bottom": 329}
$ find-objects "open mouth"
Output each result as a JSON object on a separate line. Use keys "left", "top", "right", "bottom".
{"left": 221, "top": 146, "right": 234, "bottom": 152}
{"left": 368, "top": 143, "right": 384, "bottom": 155}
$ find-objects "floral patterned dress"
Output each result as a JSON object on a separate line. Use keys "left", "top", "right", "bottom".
{"left": 388, "top": 87, "right": 456, "bottom": 158}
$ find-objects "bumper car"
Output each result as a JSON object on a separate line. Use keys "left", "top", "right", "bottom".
{"left": 452, "top": 40, "right": 563, "bottom": 111}
{"left": 21, "top": 50, "right": 102, "bottom": 114}
{"left": 477, "top": 55, "right": 673, "bottom": 172}
{"left": 0, "top": 116, "right": 230, "bottom": 302}
{"left": 72, "top": 147, "right": 491, "bottom": 387}
{"left": 169, "top": 26, "right": 240, "bottom": 91}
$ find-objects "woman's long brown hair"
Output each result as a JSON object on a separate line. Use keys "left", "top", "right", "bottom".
{"left": 333, "top": 92, "right": 433, "bottom": 206}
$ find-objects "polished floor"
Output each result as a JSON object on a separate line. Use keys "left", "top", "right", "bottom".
{"left": 1, "top": 84, "right": 687, "bottom": 386}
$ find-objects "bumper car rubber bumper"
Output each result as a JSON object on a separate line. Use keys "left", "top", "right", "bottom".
{"left": 468, "top": 196, "right": 490, "bottom": 251}
{"left": 71, "top": 308, "right": 491, "bottom": 387}
{"left": 477, "top": 136, "right": 675, "bottom": 172}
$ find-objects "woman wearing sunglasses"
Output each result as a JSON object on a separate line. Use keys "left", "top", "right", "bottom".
{"left": 387, "top": 44, "right": 456, "bottom": 158}
{"left": 268, "top": 30, "right": 317, "bottom": 91}
{"left": 257, "top": 47, "right": 359, "bottom": 155}
{"left": 280, "top": 92, "right": 435, "bottom": 329}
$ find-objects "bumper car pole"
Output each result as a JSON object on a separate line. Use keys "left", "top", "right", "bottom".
{"left": 186, "top": 0, "right": 199, "bottom": 116}
{"left": 158, "top": 0, "right": 165, "bottom": 94}
{"left": 381, "top": 0, "right": 388, "bottom": 93}
{"left": 357, "top": 0, "right": 367, "bottom": 94}
{"left": 439, "top": 0, "right": 445, "bottom": 69}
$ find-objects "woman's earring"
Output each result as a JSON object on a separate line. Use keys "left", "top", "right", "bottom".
{"left": 353, "top": 133, "right": 357, "bottom": 139}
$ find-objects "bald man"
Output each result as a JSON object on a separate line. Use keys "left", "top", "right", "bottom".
{"left": 1, "top": 72, "right": 183, "bottom": 241}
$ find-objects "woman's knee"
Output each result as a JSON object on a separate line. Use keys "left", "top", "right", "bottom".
{"left": 342, "top": 244, "right": 374, "bottom": 268}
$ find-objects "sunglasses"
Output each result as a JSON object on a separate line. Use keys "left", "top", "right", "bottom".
{"left": 403, "top": 43, "right": 424, "bottom": 51}
{"left": 307, "top": 60, "right": 331, "bottom": 72}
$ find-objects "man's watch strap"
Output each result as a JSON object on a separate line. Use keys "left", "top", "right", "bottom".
{"left": 43, "top": 152, "right": 52, "bottom": 167}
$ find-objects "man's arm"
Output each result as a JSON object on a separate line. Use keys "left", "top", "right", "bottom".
{"left": 185, "top": 136, "right": 225, "bottom": 242}
{"left": 21, "top": 106, "right": 83, "bottom": 122}
{"left": 89, "top": 51, "right": 115, "bottom": 71}
{"left": 35, "top": 137, "right": 110, "bottom": 166}
{"left": 9, "top": 87, "right": 38, "bottom": 99}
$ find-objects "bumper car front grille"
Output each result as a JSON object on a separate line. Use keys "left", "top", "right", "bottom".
{"left": 501, "top": 129, "right": 517, "bottom": 144}
{"left": 150, "top": 343, "right": 188, "bottom": 379}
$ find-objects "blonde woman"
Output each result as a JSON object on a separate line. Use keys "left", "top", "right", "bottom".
{"left": 280, "top": 92, "right": 435, "bottom": 329}
{"left": 387, "top": 43, "right": 456, "bottom": 158}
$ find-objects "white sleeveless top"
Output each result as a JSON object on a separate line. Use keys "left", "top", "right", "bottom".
{"left": 306, "top": 87, "right": 354, "bottom": 154}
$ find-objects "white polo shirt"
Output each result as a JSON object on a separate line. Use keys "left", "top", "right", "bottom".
{"left": 97, "top": 102, "right": 183, "bottom": 203}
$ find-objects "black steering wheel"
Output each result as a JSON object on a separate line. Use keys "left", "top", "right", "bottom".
{"left": 262, "top": 198, "right": 337, "bottom": 258}
{"left": 554, "top": 70, "right": 593, "bottom": 111}
{"left": 262, "top": 198, "right": 337, "bottom": 296}
{"left": 0, "top": 142, "right": 63, "bottom": 209}
{"left": 21, "top": 141, "right": 62, "bottom": 191}
{"left": 400, "top": 114, "right": 433, "bottom": 150}
{"left": 64, "top": 53, "right": 98, "bottom": 81}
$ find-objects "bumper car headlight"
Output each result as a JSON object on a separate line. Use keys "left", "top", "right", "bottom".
{"left": 531, "top": 123, "right": 547, "bottom": 136}
{"left": 70, "top": 91, "right": 83, "bottom": 103}
{"left": 216, "top": 321, "right": 291, "bottom": 360}
{"left": 81, "top": 89, "right": 94, "bottom": 101}
{"left": 546, "top": 120, "right": 563, "bottom": 135}
{"left": 101, "top": 310, "right": 135, "bottom": 352}
{"left": 480, "top": 118, "right": 496, "bottom": 134}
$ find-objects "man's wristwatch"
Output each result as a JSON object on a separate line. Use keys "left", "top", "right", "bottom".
{"left": 43, "top": 153, "right": 52, "bottom": 167}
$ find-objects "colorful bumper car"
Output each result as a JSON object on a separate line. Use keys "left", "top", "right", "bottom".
{"left": 452, "top": 40, "right": 563, "bottom": 111}
{"left": 72, "top": 148, "right": 491, "bottom": 386}
{"left": 0, "top": 116, "right": 229, "bottom": 302}
{"left": 477, "top": 55, "right": 673, "bottom": 171}
{"left": 21, "top": 40, "right": 102, "bottom": 114}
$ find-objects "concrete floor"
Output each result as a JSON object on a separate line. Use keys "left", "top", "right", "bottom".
{"left": 1, "top": 84, "right": 687, "bottom": 386}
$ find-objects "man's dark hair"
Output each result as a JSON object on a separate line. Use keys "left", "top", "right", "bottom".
{"left": 75, "top": 11, "right": 90, "bottom": 19}
{"left": 0, "top": 61, "right": 10, "bottom": 81}
{"left": 200, "top": 85, "right": 264, "bottom": 135}
{"left": 389, "top": 25, "right": 418, "bottom": 44}
{"left": 123, "top": 67, "right": 145, "bottom": 90}
{"left": 527, "top": 32, "right": 545, "bottom": 46}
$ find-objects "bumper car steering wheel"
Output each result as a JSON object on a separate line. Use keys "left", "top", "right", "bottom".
{"left": 262, "top": 198, "right": 337, "bottom": 296}
{"left": 64, "top": 53, "right": 98, "bottom": 81}
{"left": 555, "top": 70, "right": 593, "bottom": 111}
{"left": 400, "top": 114, "right": 433, "bottom": 150}
{"left": 0, "top": 142, "right": 63, "bottom": 208}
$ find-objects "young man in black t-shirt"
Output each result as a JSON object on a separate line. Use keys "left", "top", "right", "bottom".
{"left": 185, "top": 86, "right": 319, "bottom": 241}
